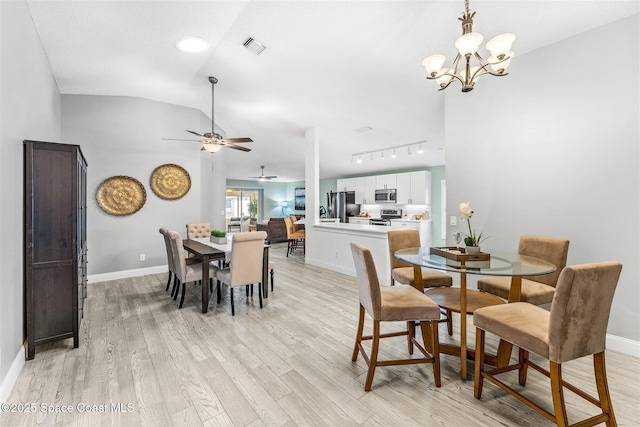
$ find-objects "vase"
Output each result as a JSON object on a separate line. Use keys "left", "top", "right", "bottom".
{"left": 210, "top": 236, "right": 227, "bottom": 244}
{"left": 465, "top": 246, "right": 481, "bottom": 254}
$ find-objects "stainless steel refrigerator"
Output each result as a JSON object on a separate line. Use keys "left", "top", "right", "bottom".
{"left": 327, "top": 191, "right": 360, "bottom": 223}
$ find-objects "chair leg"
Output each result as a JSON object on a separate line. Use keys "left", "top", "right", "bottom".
{"left": 550, "top": 361, "right": 569, "bottom": 427}
{"left": 246, "top": 285, "right": 250, "bottom": 297}
{"left": 166, "top": 271, "right": 172, "bottom": 291}
{"left": 179, "top": 281, "right": 186, "bottom": 308}
{"left": 209, "top": 278, "right": 213, "bottom": 293}
{"left": 258, "top": 282, "right": 263, "bottom": 308}
{"left": 286, "top": 239, "right": 291, "bottom": 257}
{"left": 230, "top": 287, "right": 235, "bottom": 316}
{"left": 594, "top": 352, "right": 617, "bottom": 427}
{"left": 270, "top": 269, "right": 274, "bottom": 292}
{"left": 446, "top": 309, "right": 453, "bottom": 336}
{"left": 216, "top": 280, "right": 222, "bottom": 304}
{"left": 407, "top": 321, "right": 415, "bottom": 355}
{"left": 352, "top": 305, "right": 365, "bottom": 361}
{"left": 474, "top": 328, "right": 485, "bottom": 399}
{"left": 173, "top": 279, "right": 181, "bottom": 301}
{"left": 431, "top": 320, "right": 441, "bottom": 387}
{"left": 171, "top": 276, "right": 179, "bottom": 298}
{"left": 519, "top": 348, "right": 529, "bottom": 386}
{"left": 364, "top": 320, "right": 381, "bottom": 392}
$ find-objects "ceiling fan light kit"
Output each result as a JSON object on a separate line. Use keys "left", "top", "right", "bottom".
{"left": 423, "top": 0, "right": 515, "bottom": 92}
{"left": 249, "top": 166, "right": 277, "bottom": 181}
{"left": 170, "top": 76, "right": 253, "bottom": 154}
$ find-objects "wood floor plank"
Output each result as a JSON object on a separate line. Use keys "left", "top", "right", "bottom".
{"left": 2, "top": 242, "right": 639, "bottom": 427}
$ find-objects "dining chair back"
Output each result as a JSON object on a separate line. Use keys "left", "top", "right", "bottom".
{"left": 228, "top": 217, "right": 241, "bottom": 232}
{"left": 159, "top": 227, "right": 175, "bottom": 292}
{"left": 168, "top": 230, "right": 209, "bottom": 309}
{"left": 387, "top": 229, "right": 453, "bottom": 288}
{"left": 283, "top": 215, "right": 305, "bottom": 256}
{"left": 186, "top": 222, "right": 210, "bottom": 238}
{"left": 474, "top": 261, "right": 622, "bottom": 426}
{"left": 212, "top": 231, "right": 267, "bottom": 315}
{"left": 478, "top": 234, "right": 569, "bottom": 305}
{"left": 350, "top": 242, "right": 441, "bottom": 391}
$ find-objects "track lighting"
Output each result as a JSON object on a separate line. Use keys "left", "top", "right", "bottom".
{"left": 352, "top": 140, "right": 428, "bottom": 164}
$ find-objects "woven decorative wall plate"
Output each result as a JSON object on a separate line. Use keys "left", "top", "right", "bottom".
{"left": 96, "top": 175, "right": 147, "bottom": 216}
{"left": 150, "top": 163, "right": 191, "bottom": 200}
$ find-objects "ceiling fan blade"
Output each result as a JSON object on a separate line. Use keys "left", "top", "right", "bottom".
{"left": 265, "top": 176, "right": 278, "bottom": 179}
{"left": 186, "top": 130, "right": 204, "bottom": 137}
{"left": 226, "top": 144, "right": 252, "bottom": 152}
{"left": 162, "top": 138, "right": 201, "bottom": 142}
{"left": 223, "top": 137, "right": 253, "bottom": 143}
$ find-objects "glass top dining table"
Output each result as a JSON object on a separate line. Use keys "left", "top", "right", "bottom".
{"left": 395, "top": 247, "right": 557, "bottom": 380}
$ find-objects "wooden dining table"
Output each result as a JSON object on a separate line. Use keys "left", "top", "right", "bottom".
{"left": 181, "top": 239, "right": 226, "bottom": 313}
{"left": 395, "top": 247, "right": 557, "bottom": 380}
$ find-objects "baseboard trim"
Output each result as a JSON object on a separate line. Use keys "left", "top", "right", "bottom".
{"left": 0, "top": 345, "right": 26, "bottom": 406}
{"left": 607, "top": 334, "right": 640, "bottom": 357}
{"left": 88, "top": 265, "right": 167, "bottom": 284}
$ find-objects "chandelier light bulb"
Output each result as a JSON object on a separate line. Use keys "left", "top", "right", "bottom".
{"left": 486, "top": 33, "right": 516, "bottom": 57}
{"left": 455, "top": 33, "right": 483, "bottom": 56}
{"left": 488, "top": 51, "right": 514, "bottom": 73}
{"left": 422, "top": 54, "right": 446, "bottom": 77}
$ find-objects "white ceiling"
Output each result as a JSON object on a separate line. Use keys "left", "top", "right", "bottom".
{"left": 26, "top": 0, "right": 639, "bottom": 182}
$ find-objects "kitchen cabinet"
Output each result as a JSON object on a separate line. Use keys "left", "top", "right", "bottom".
{"left": 355, "top": 176, "right": 376, "bottom": 204}
{"left": 24, "top": 140, "right": 87, "bottom": 360}
{"left": 376, "top": 174, "right": 397, "bottom": 190}
{"left": 395, "top": 171, "right": 431, "bottom": 205}
{"left": 336, "top": 178, "right": 356, "bottom": 192}
{"left": 349, "top": 217, "right": 371, "bottom": 225}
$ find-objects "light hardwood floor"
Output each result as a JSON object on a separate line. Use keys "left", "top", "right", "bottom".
{"left": 2, "top": 242, "right": 639, "bottom": 426}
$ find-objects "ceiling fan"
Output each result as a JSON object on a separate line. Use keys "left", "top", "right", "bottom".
{"left": 163, "top": 76, "right": 252, "bottom": 153}
{"left": 249, "top": 166, "right": 277, "bottom": 181}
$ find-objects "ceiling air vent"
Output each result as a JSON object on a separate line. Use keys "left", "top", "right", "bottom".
{"left": 243, "top": 37, "right": 266, "bottom": 55}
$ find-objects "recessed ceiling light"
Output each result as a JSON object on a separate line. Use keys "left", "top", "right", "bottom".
{"left": 176, "top": 36, "right": 209, "bottom": 53}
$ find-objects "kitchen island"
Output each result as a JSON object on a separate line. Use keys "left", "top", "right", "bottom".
{"left": 304, "top": 221, "right": 431, "bottom": 285}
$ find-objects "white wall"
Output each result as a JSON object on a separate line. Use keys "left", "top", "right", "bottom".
{"left": 62, "top": 95, "right": 208, "bottom": 274}
{"left": 445, "top": 15, "right": 639, "bottom": 342}
{"left": 0, "top": 0, "right": 62, "bottom": 400}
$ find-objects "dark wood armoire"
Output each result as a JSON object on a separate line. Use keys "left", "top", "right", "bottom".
{"left": 24, "top": 140, "right": 87, "bottom": 360}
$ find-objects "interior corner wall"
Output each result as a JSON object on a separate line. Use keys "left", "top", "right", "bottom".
{"left": 0, "top": 0, "right": 61, "bottom": 397}
{"left": 444, "top": 15, "right": 639, "bottom": 342}
{"left": 61, "top": 95, "right": 206, "bottom": 274}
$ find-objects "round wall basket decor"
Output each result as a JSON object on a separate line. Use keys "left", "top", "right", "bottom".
{"left": 96, "top": 175, "right": 147, "bottom": 216}
{"left": 150, "top": 163, "right": 191, "bottom": 200}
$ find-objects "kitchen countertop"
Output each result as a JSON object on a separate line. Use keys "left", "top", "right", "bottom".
{"left": 313, "top": 221, "right": 405, "bottom": 235}
{"left": 390, "top": 218, "right": 432, "bottom": 222}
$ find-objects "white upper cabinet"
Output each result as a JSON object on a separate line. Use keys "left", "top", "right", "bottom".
{"left": 336, "top": 178, "right": 356, "bottom": 192}
{"left": 395, "top": 171, "right": 431, "bottom": 205}
{"left": 376, "top": 174, "right": 397, "bottom": 190}
{"left": 355, "top": 176, "right": 376, "bottom": 204}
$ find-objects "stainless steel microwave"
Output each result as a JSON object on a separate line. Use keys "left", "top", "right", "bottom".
{"left": 375, "top": 188, "right": 396, "bottom": 203}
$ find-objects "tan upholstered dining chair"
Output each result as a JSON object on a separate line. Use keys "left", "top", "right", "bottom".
{"left": 477, "top": 234, "right": 569, "bottom": 305}
{"left": 387, "top": 229, "right": 454, "bottom": 334}
{"left": 474, "top": 261, "right": 622, "bottom": 427}
{"left": 211, "top": 231, "right": 267, "bottom": 316}
{"left": 350, "top": 242, "right": 441, "bottom": 391}
{"left": 168, "top": 230, "right": 215, "bottom": 309}
{"left": 186, "top": 222, "right": 210, "bottom": 238}
{"left": 283, "top": 215, "right": 305, "bottom": 256}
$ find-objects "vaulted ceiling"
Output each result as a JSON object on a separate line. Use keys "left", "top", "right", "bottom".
{"left": 26, "top": 0, "right": 639, "bottom": 181}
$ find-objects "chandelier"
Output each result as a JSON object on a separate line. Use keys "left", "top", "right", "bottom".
{"left": 422, "top": 0, "right": 515, "bottom": 92}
